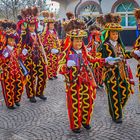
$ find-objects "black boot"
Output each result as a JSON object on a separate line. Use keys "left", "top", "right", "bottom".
{"left": 49, "top": 78, "right": 53, "bottom": 80}
{"left": 72, "top": 128, "right": 81, "bottom": 133}
{"left": 82, "top": 124, "right": 91, "bottom": 130}
{"left": 112, "top": 118, "right": 122, "bottom": 124}
{"left": 53, "top": 76, "right": 58, "bottom": 79}
{"left": 29, "top": 97, "right": 37, "bottom": 103}
{"left": 15, "top": 102, "right": 20, "bottom": 107}
{"left": 8, "top": 106, "right": 16, "bottom": 109}
{"left": 36, "top": 95, "right": 47, "bottom": 100}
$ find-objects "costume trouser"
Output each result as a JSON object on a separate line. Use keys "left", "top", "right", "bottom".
{"left": 47, "top": 53, "right": 58, "bottom": 79}
{"left": 25, "top": 57, "right": 47, "bottom": 98}
{"left": 1, "top": 68, "right": 24, "bottom": 107}
{"left": 66, "top": 81, "right": 96, "bottom": 130}
{"left": 94, "top": 67, "right": 103, "bottom": 87}
{"left": 105, "top": 76, "right": 131, "bottom": 120}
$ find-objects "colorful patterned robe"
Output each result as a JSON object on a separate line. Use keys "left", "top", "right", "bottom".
{"left": 42, "top": 30, "right": 60, "bottom": 79}
{"left": 97, "top": 41, "right": 133, "bottom": 120}
{"left": 59, "top": 45, "right": 105, "bottom": 130}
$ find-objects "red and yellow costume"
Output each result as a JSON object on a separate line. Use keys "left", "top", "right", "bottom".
{"left": 132, "top": 9, "right": 140, "bottom": 91}
{"left": 87, "top": 26, "right": 103, "bottom": 87}
{"left": 41, "top": 11, "right": 60, "bottom": 80}
{"left": 59, "top": 19, "right": 105, "bottom": 132}
{"left": 133, "top": 38, "right": 140, "bottom": 90}
{"left": 20, "top": 7, "right": 47, "bottom": 102}
{"left": 0, "top": 21, "right": 26, "bottom": 109}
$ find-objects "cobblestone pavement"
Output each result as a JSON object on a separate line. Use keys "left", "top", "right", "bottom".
{"left": 0, "top": 58, "right": 140, "bottom": 140}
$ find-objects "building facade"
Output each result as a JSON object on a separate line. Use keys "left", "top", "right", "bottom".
{"left": 53, "top": 0, "right": 140, "bottom": 46}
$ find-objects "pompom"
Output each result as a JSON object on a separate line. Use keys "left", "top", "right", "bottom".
{"left": 41, "top": 11, "right": 49, "bottom": 18}
{"left": 26, "top": 7, "right": 33, "bottom": 16}
{"left": 134, "top": 8, "right": 140, "bottom": 20}
{"left": 50, "top": 12, "right": 54, "bottom": 18}
{"left": 113, "top": 14, "right": 121, "bottom": 23}
{"left": 21, "top": 9, "right": 28, "bottom": 18}
{"left": 32, "top": 6, "right": 39, "bottom": 17}
{"left": 96, "top": 15, "right": 105, "bottom": 26}
{"left": 64, "top": 19, "right": 86, "bottom": 33}
{"left": 104, "top": 13, "right": 114, "bottom": 23}
{"left": 66, "top": 12, "right": 74, "bottom": 20}
{"left": 88, "top": 24, "right": 101, "bottom": 32}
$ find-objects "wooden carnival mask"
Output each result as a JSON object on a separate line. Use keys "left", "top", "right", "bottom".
{"left": 109, "top": 31, "right": 119, "bottom": 42}
{"left": 72, "top": 37, "right": 83, "bottom": 50}
{"left": 7, "top": 37, "right": 15, "bottom": 47}
{"left": 28, "top": 23, "right": 36, "bottom": 32}
{"left": 48, "top": 22, "right": 55, "bottom": 30}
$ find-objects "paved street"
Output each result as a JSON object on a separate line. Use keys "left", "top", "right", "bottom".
{"left": 0, "top": 58, "right": 140, "bottom": 140}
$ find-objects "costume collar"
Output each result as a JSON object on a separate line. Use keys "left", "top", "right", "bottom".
{"left": 73, "top": 48, "right": 82, "bottom": 54}
{"left": 30, "top": 32, "right": 36, "bottom": 36}
{"left": 49, "top": 30, "right": 54, "bottom": 34}
{"left": 109, "top": 39, "right": 117, "bottom": 47}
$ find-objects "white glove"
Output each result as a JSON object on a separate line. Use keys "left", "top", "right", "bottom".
{"left": 67, "top": 60, "right": 76, "bottom": 67}
{"left": 22, "top": 48, "right": 28, "bottom": 56}
{"left": 3, "top": 50, "right": 9, "bottom": 58}
{"left": 105, "top": 57, "right": 121, "bottom": 65}
{"left": 51, "top": 48, "right": 59, "bottom": 54}
{"left": 134, "top": 50, "right": 140, "bottom": 57}
{"left": 105, "top": 57, "right": 114, "bottom": 63}
{"left": 87, "top": 47, "right": 91, "bottom": 51}
{"left": 94, "top": 41, "right": 99, "bottom": 45}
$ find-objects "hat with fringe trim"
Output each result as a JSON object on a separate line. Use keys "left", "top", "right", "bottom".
{"left": 21, "top": 6, "right": 39, "bottom": 24}
{"left": 1, "top": 20, "right": 17, "bottom": 38}
{"left": 41, "top": 11, "right": 56, "bottom": 23}
{"left": 96, "top": 13, "right": 122, "bottom": 31}
{"left": 63, "top": 19, "right": 87, "bottom": 38}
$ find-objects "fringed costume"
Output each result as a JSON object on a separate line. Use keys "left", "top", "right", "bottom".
{"left": 132, "top": 9, "right": 140, "bottom": 91}
{"left": 59, "top": 19, "right": 105, "bottom": 133}
{"left": 0, "top": 21, "right": 27, "bottom": 109}
{"left": 20, "top": 7, "right": 47, "bottom": 103}
{"left": 97, "top": 13, "right": 134, "bottom": 123}
{"left": 87, "top": 25, "right": 103, "bottom": 88}
{"left": 41, "top": 11, "right": 60, "bottom": 80}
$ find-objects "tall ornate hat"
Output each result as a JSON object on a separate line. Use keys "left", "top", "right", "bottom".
{"left": 63, "top": 18, "right": 87, "bottom": 38}
{"left": 96, "top": 13, "right": 122, "bottom": 31}
{"left": 1, "top": 20, "right": 17, "bottom": 38}
{"left": 41, "top": 11, "right": 49, "bottom": 23}
{"left": 62, "top": 12, "right": 75, "bottom": 27}
{"left": 66, "top": 12, "right": 75, "bottom": 20}
{"left": 41, "top": 11, "right": 56, "bottom": 23}
{"left": 88, "top": 24, "right": 101, "bottom": 36}
{"left": 21, "top": 6, "right": 39, "bottom": 24}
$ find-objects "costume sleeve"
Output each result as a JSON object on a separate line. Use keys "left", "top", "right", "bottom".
{"left": 58, "top": 51, "right": 67, "bottom": 75}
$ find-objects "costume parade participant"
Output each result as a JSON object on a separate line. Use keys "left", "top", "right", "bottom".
{"left": 41, "top": 11, "right": 60, "bottom": 80}
{"left": 0, "top": 20, "right": 28, "bottom": 109}
{"left": 58, "top": 18, "right": 116, "bottom": 133}
{"left": 132, "top": 8, "right": 140, "bottom": 91}
{"left": 20, "top": 7, "right": 47, "bottom": 103}
{"left": 87, "top": 25, "right": 103, "bottom": 88}
{"left": 97, "top": 13, "right": 134, "bottom": 123}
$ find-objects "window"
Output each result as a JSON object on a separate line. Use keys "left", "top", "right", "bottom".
{"left": 115, "top": 1, "right": 136, "bottom": 28}
{"left": 80, "top": 4, "right": 99, "bottom": 15}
